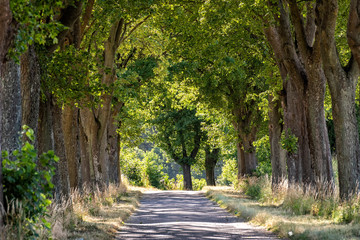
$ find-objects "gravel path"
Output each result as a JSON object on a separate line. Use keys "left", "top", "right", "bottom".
{"left": 116, "top": 190, "right": 281, "bottom": 240}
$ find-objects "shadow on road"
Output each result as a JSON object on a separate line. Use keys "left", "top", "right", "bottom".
{"left": 116, "top": 191, "right": 280, "bottom": 240}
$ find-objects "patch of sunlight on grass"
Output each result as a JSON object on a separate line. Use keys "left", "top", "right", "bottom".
{"left": 206, "top": 186, "right": 360, "bottom": 240}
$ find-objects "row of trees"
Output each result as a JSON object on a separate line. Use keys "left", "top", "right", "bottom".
{"left": 152, "top": 0, "right": 360, "bottom": 199}
{"left": 1, "top": 2, "right": 360, "bottom": 227}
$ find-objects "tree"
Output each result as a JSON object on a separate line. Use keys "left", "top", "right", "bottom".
{"left": 152, "top": 108, "right": 204, "bottom": 190}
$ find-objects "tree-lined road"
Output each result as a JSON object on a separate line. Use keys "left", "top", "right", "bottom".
{"left": 116, "top": 191, "right": 280, "bottom": 240}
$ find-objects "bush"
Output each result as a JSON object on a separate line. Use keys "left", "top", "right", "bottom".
{"left": 217, "top": 157, "right": 237, "bottom": 186}
{"left": 192, "top": 178, "right": 206, "bottom": 191}
{"left": 253, "top": 136, "right": 272, "bottom": 177}
{"left": 2, "top": 126, "right": 58, "bottom": 238}
{"left": 144, "top": 150, "right": 165, "bottom": 188}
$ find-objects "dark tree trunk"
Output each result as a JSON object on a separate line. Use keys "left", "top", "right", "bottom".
{"left": 20, "top": 45, "right": 40, "bottom": 144}
{"left": 1, "top": 60, "right": 21, "bottom": 155}
{"left": 62, "top": 104, "right": 81, "bottom": 190}
{"left": 0, "top": 0, "right": 16, "bottom": 227}
{"left": 38, "top": 99, "right": 54, "bottom": 154}
{"left": 107, "top": 117, "right": 121, "bottom": 184}
{"left": 268, "top": 95, "right": 287, "bottom": 187}
{"left": 51, "top": 97, "right": 71, "bottom": 198}
{"left": 205, "top": 147, "right": 220, "bottom": 186}
{"left": 236, "top": 142, "right": 246, "bottom": 178}
{"left": 182, "top": 163, "right": 192, "bottom": 190}
{"left": 319, "top": 0, "right": 360, "bottom": 198}
{"left": 79, "top": 118, "right": 91, "bottom": 187}
{"left": 243, "top": 130, "right": 258, "bottom": 175}
{"left": 328, "top": 73, "right": 360, "bottom": 198}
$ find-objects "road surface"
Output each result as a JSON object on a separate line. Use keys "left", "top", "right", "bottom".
{"left": 116, "top": 190, "right": 280, "bottom": 240}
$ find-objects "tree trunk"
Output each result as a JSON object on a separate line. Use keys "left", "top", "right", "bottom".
{"left": 79, "top": 118, "right": 91, "bottom": 187}
{"left": 182, "top": 163, "right": 192, "bottom": 190}
{"left": 1, "top": 60, "right": 21, "bottom": 155}
{"left": 51, "top": 97, "right": 71, "bottom": 198}
{"left": 20, "top": 45, "right": 40, "bottom": 144}
{"left": 205, "top": 147, "right": 219, "bottom": 186}
{"left": 268, "top": 95, "right": 287, "bottom": 187}
{"left": 263, "top": 2, "right": 336, "bottom": 191}
{"left": 319, "top": 0, "right": 360, "bottom": 198}
{"left": 62, "top": 104, "right": 81, "bottom": 189}
{"left": 107, "top": 116, "right": 121, "bottom": 184}
{"left": 328, "top": 74, "right": 360, "bottom": 198}
{"left": 236, "top": 142, "right": 246, "bottom": 178}
{"left": 38, "top": 99, "right": 54, "bottom": 155}
{"left": 243, "top": 130, "right": 258, "bottom": 175}
{"left": 0, "top": 0, "right": 16, "bottom": 227}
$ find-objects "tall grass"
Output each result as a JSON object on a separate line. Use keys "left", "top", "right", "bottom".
{"left": 206, "top": 176, "right": 360, "bottom": 239}
{"left": 1, "top": 182, "right": 135, "bottom": 240}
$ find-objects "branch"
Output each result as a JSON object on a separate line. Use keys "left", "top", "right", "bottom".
{"left": 80, "top": 0, "right": 95, "bottom": 42}
{"left": 48, "top": 0, "right": 83, "bottom": 53}
{"left": 122, "top": 15, "right": 151, "bottom": 43}
{"left": 348, "top": 0, "right": 360, "bottom": 69}
{"left": 288, "top": 0, "right": 311, "bottom": 56}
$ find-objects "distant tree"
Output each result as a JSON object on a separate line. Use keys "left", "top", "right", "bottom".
{"left": 152, "top": 108, "right": 204, "bottom": 190}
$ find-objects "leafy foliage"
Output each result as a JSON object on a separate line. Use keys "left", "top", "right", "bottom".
{"left": 2, "top": 126, "right": 58, "bottom": 238}
{"left": 280, "top": 129, "right": 298, "bottom": 154}
{"left": 10, "top": 0, "right": 65, "bottom": 58}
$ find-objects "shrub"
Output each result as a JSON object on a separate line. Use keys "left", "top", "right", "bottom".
{"left": 192, "top": 178, "right": 207, "bottom": 191}
{"left": 217, "top": 157, "right": 238, "bottom": 186}
{"left": 2, "top": 126, "right": 58, "bottom": 238}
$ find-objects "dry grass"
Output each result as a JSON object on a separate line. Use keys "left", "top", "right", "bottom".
{"left": 62, "top": 183, "right": 142, "bottom": 240}
{"left": 206, "top": 184, "right": 360, "bottom": 240}
{"left": 0, "top": 183, "right": 143, "bottom": 240}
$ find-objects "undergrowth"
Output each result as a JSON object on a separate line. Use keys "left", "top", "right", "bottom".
{"left": 1, "top": 183, "right": 141, "bottom": 240}
{"left": 206, "top": 177, "right": 360, "bottom": 240}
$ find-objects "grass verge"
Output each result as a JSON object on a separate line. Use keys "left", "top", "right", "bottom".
{"left": 205, "top": 186, "right": 360, "bottom": 240}
{"left": 62, "top": 185, "right": 142, "bottom": 240}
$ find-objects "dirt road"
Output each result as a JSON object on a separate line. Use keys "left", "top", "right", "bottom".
{"left": 116, "top": 190, "right": 280, "bottom": 239}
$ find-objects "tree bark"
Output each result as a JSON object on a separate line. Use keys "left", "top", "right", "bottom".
{"left": 107, "top": 115, "right": 121, "bottom": 184}
{"left": 20, "top": 45, "right": 40, "bottom": 145}
{"left": 268, "top": 95, "right": 287, "bottom": 187}
{"left": 0, "top": 0, "right": 15, "bottom": 227}
{"left": 236, "top": 142, "right": 246, "bottom": 178}
{"left": 62, "top": 104, "right": 81, "bottom": 189}
{"left": 79, "top": 117, "right": 91, "bottom": 187}
{"left": 51, "top": 98, "right": 71, "bottom": 198}
{"left": 182, "top": 163, "right": 192, "bottom": 190}
{"left": 264, "top": 1, "right": 333, "bottom": 189}
{"left": 318, "top": 0, "right": 360, "bottom": 198}
{"left": 1, "top": 60, "right": 21, "bottom": 155}
{"left": 205, "top": 147, "right": 220, "bottom": 186}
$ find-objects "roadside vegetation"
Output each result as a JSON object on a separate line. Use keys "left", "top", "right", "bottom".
{"left": 206, "top": 178, "right": 360, "bottom": 240}
{"left": 2, "top": 179, "right": 141, "bottom": 240}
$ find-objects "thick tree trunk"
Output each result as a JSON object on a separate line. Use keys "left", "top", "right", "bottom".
{"left": 0, "top": 0, "right": 15, "bottom": 227}
{"left": 236, "top": 142, "right": 246, "bottom": 178}
{"left": 62, "top": 105, "right": 81, "bottom": 189}
{"left": 51, "top": 98, "right": 71, "bottom": 198}
{"left": 328, "top": 75, "right": 360, "bottom": 198}
{"left": 263, "top": 1, "right": 336, "bottom": 192}
{"left": 268, "top": 95, "right": 287, "bottom": 187}
{"left": 205, "top": 147, "right": 219, "bottom": 186}
{"left": 107, "top": 117, "right": 121, "bottom": 184}
{"left": 79, "top": 118, "right": 91, "bottom": 187}
{"left": 319, "top": 0, "right": 360, "bottom": 198}
{"left": 1, "top": 60, "right": 21, "bottom": 155}
{"left": 243, "top": 130, "right": 258, "bottom": 175}
{"left": 283, "top": 71, "right": 312, "bottom": 186}
{"left": 182, "top": 163, "right": 192, "bottom": 190}
{"left": 38, "top": 99, "right": 54, "bottom": 154}
{"left": 20, "top": 45, "right": 40, "bottom": 143}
